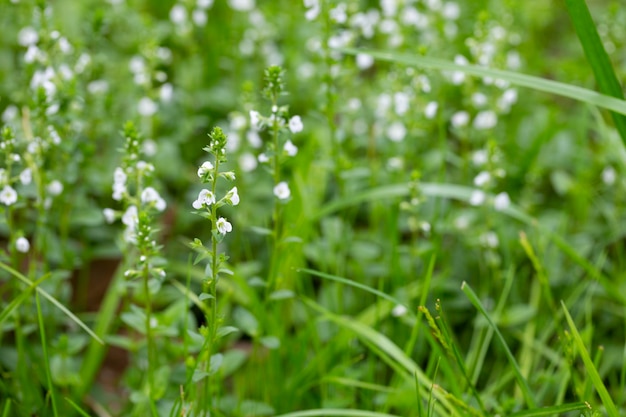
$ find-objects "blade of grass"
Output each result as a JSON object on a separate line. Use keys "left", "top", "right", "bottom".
{"left": 64, "top": 398, "right": 92, "bottom": 417}
{"left": 0, "top": 274, "right": 48, "bottom": 326}
{"left": 0, "top": 261, "right": 103, "bottom": 344}
{"left": 565, "top": 0, "right": 626, "bottom": 146}
{"left": 1, "top": 400, "right": 10, "bottom": 417}
{"left": 508, "top": 401, "right": 589, "bottom": 416}
{"left": 338, "top": 47, "right": 626, "bottom": 117}
{"left": 274, "top": 410, "right": 401, "bottom": 417}
{"left": 461, "top": 281, "right": 536, "bottom": 408}
{"left": 35, "top": 290, "right": 59, "bottom": 417}
{"left": 561, "top": 301, "right": 619, "bottom": 417}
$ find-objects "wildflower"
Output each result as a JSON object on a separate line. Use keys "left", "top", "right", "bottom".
{"left": 122, "top": 205, "right": 139, "bottom": 228}
{"left": 471, "top": 92, "right": 488, "bottom": 107}
{"left": 15, "top": 237, "right": 30, "bottom": 253}
{"left": 114, "top": 167, "right": 127, "bottom": 185}
{"left": 160, "top": 83, "right": 174, "bottom": 102}
{"left": 356, "top": 53, "right": 374, "bottom": 70}
{"left": 469, "top": 190, "right": 486, "bottom": 206}
{"left": 473, "top": 110, "right": 497, "bottom": 130}
{"left": 192, "top": 189, "right": 216, "bottom": 209}
{"left": 258, "top": 153, "right": 270, "bottom": 163}
{"left": 225, "top": 186, "right": 240, "bottom": 206}
{"left": 141, "top": 187, "right": 167, "bottom": 211}
{"left": 473, "top": 171, "right": 491, "bottom": 187}
{"left": 273, "top": 181, "right": 291, "bottom": 200}
{"left": 138, "top": 97, "right": 158, "bottom": 117}
{"left": 216, "top": 217, "right": 233, "bottom": 235}
{"left": 229, "top": 0, "right": 255, "bottom": 11}
{"left": 493, "top": 192, "right": 510, "bottom": 211}
{"left": 18, "top": 27, "right": 39, "bottom": 46}
{"left": 392, "top": 304, "right": 408, "bottom": 317}
{"left": 284, "top": 140, "right": 298, "bottom": 156}
{"left": 249, "top": 110, "right": 261, "bottom": 129}
{"left": 451, "top": 111, "right": 469, "bottom": 128}
{"left": 394, "top": 92, "right": 410, "bottom": 116}
{"left": 103, "top": 208, "right": 116, "bottom": 224}
{"left": 424, "top": 101, "right": 438, "bottom": 119}
{"left": 480, "top": 231, "right": 499, "bottom": 248}
{"left": 471, "top": 150, "right": 488, "bottom": 166}
{"left": 288, "top": 116, "right": 303, "bottom": 134}
{"left": 441, "top": 2, "right": 460, "bottom": 20}
{"left": 387, "top": 121, "right": 407, "bottom": 142}
{"left": 170, "top": 4, "right": 187, "bottom": 25}
{"left": 19, "top": 168, "right": 32, "bottom": 185}
{"left": 303, "top": 0, "right": 320, "bottom": 20}
{"left": 602, "top": 166, "right": 616, "bottom": 185}
{"left": 197, "top": 161, "right": 214, "bottom": 177}
{"left": 47, "top": 180, "right": 63, "bottom": 196}
{"left": 0, "top": 185, "right": 18, "bottom": 206}
{"left": 239, "top": 153, "right": 258, "bottom": 172}
{"left": 192, "top": 9, "right": 207, "bottom": 26}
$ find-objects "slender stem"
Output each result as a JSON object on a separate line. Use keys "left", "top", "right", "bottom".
{"left": 143, "top": 263, "right": 158, "bottom": 417}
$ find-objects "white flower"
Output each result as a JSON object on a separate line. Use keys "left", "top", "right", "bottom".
{"left": 473, "top": 110, "right": 497, "bottom": 130}
{"left": 226, "top": 186, "right": 240, "bottom": 206}
{"left": 451, "top": 111, "right": 469, "bottom": 128}
{"left": 424, "top": 101, "right": 438, "bottom": 119}
{"left": 0, "top": 185, "right": 18, "bottom": 206}
{"left": 441, "top": 2, "right": 460, "bottom": 20}
{"left": 138, "top": 97, "right": 157, "bottom": 117}
{"left": 394, "top": 92, "right": 410, "bottom": 116}
{"left": 356, "top": 53, "right": 374, "bottom": 70}
{"left": 239, "top": 153, "right": 258, "bottom": 172}
{"left": 602, "top": 166, "right": 616, "bottom": 185}
{"left": 493, "top": 192, "right": 510, "bottom": 211}
{"left": 471, "top": 92, "right": 488, "bottom": 107}
{"left": 15, "top": 237, "right": 30, "bottom": 253}
{"left": 273, "top": 181, "right": 291, "bottom": 200}
{"left": 170, "top": 4, "right": 187, "bottom": 25}
{"left": 249, "top": 110, "right": 261, "bottom": 129}
{"left": 229, "top": 0, "right": 255, "bottom": 11}
{"left": 112, "top": 183, "right": 126, "bottom": 201}
{"left": 480, "top": 231, "right": 499, "bottom": 248}
{"left": 136, "top": 161, "right": 154, "bottom": 172}
{"left": 47, "top": 180, "right": 63, "bottom": 196}
{"left": 304, "top": 0, "right": 320, "bottom": 20}
{"left": 197, "top": 0, "right": 214, "bottom": 8}
{"left": 18, "top": 27, "right": 39, "bottom": 46}
{"left": 473, "top": 171, "right": 491, "bottom": 187}
{"left": 122, "top": 205, "right": 139, "bottom": 228}
{"left": 288, "top": 115, "right": 303, "bottom": 133}
{"left": 387, "top": 121, "right": 406, "bottom": 142}
{"left": 103, "top": 208, "right": 116, "bottom": 224}
{"left": 392, "top": 304, "right": 408, "bottom": 317}
{"left": 160, "top": 83, "right": 174, "bottom": 102}
{"left": 20, "top": 169, "right": 32, "bottom": 185}
{"left": 192, "top": 9, "right": 207, "bottom": 26}
{"left": 258, "top": 153, "right": 270, "bottom": 163}
{"left": 469, "top": 190, "right": 486, "bottom": 206}
{"left": 216, "top": 217, "right": 233, "bottom": 235}
{"left": 197, "top": 161, "right": 214, "bottom": 177}
{"left": 192, "top": 189, "right": 216, "bottom": 209}
{"left": 284, "top": 140, "right": 298, "bottom": 156}
{"left": 141, "top": 187, "right": 167, "bottom": 211}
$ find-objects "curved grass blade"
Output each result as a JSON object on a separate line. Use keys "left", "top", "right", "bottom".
{"left": 338, "top": 47, "right": 626, "bottom": 117}
{"left": 508, "top": 401, "right": 589, "bottom": 417}
{"left": 565, "top": 0, "right": 626, "bottom": 146}
{"left": 297, "top": 268, "right": 410, "bottom": 315}
{"left": 274, "top": 410, "right": 400, "bottom": 417}
{"left": 461, "top": 282, "right": 536, "bottom": 408}
{"left": 0, "top": 274, "right": 48, "bottom": 326}
{"left": 0, "top": 261, "right": 103, "bottom": 344}
{"left": 561, "top": 301, "right": 619, "bottom": 417}
{"left": 35, "top": 291, "right": 59, "bottom": 417}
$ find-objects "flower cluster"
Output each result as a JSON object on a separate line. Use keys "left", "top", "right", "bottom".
{"left": 192, "top": 127, "right": 239, "bottom": 237}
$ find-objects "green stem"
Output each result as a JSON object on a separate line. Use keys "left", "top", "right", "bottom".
{"left": 143, "top": 264, "right": 158, "bottom": 416}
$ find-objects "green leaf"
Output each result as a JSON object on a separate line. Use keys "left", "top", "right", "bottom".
{"left": 565, "top": 0, "right": 626, "bottom": 146}
{"left": 233, "top": 307, "right": 259, "bottom": 337}
{"left": 338, "top": 47, "right": 626, "bottom": 117}
{"left": 561, "top": 301, "right": 619, "bottom": 417}
{"left": 216, "top": 326, "right": 239, "bottom": 338}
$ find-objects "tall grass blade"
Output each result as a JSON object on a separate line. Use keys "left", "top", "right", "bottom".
{"left": 561, "top": 301, "right": 619, "bottom": 417}
{"left": 461, "top": 282, "right": 536, "bottom": 408}
{"left": 565, "top": 0, "right": 626, "bottom": 146}
{"left": 35, "top": 291, "right": 59, "bottom": 417}
{"left": 274, "top": 410, "right": 401, "bottom": 417}
{"left": 338, "top": 47, "right": 626, "bottom": 116}
{"left": 508, "top": 401, "right": 589, "bottom": 416}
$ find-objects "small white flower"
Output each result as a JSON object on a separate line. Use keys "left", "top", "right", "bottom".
{"left": 103, "top": 208, "right": 116, "bottom": 224}
{"left": 284, "top": 140, "right": 298, "bottom": 156}
{"left": 229, "top": 0, "right": 255, "bottom": 11}
{"left": 602, "top": 166, "right": 616, "bottom": 185}
{"left": 112, "top": 183, "right": 126, "bottom": 201}
{"left": 473, "top": 110, "right": 497, "bottom": 130}
{"left": 197, "top": 161, "right": 214, "bottom": 177}
{"left": 394, "top": 92, "right": 410, "bottom": 116}
{"left": 0, "top": 185, "right": 17, "bottom": 206}
{"left": 143, "top": 139, "right": 158, "bottom": 157}
{"left": 170, "top": 4, "right": 187, "bottom": 25}
{"left": 493, "top": 192, "right": 510, "bottom": 211}
{"left": 136, "top": 161, "right": 154, "bottom": 172}
{"left": 249, "top": 110, "right": 261, "bottom": 129}
{"left": 47, "top": 180, "right": 63, "bottom": 196}
{"left": 258, "top": 153, "right": 270, "bottom": 163}
{"left": 288, "top": 115, "right": 303, "bottom": 134}
{"left": 192, "top": 189, "right": 215, "bottom": 209}
{"left": 226, "top": 186, "right": 240, "bottom": 206}
{"left": 138, "top": 97, "right": 157, "bottom": 117}
{"left": 197, "top": 0, "right": 214, "bottom": 8}
{"left": 304, "top": 0, "right": 320, "bottom": 20}
{"left": 192, "top": 9, "right": 207, "bottom": 26}
{"left": 472, "top": 150, "right": 488, "bottom": 166}
{"left": 216, "top": 217, "right": 233, "bottom": 235}
{"left": 469, "top": 190, "right": 486, "bottom": 206}
{"left": 471, "top": 92, "right": 488, "bottom": 107}
{"left": 392, "top": 304, "right": 408, "bottom": 317}
{"left": 239, "top": 153, "right": 258, "bottom": 172}
{"left": 160, "top": 83, "right": 174, "bottom": 102}
{"left": 122, "top": 205, "right": 139, "bottom": 228}
{"left": 20, "top": 169, "right": 32, "bottom": 185}
{"left": 451, "top": 111, "right": 469, "bottom": 128}
{"left": 141, "top": 187, "right": 167, "bottom": 211}
{"left": 356, "top": 53, "right": 374, "bottom": 70}
{"left": 387, "top": 121, "right": 406, "bottom": 142}
{"left": 441, "top": 2, "right": 460, "bottom": 20}
{"left": 473, "top": 171, "right": 491, "bottom": 187}
{"left": 424, "top": 101, "right": 438, "bottom": 119}
{"left": 15, "top": 237, "right": 30, "bottom": 253}
{"left": 18, "top": 26, "right": 39, "bottom": 46}
{"left": 273, "top": 181, "right": 291, "bottom": 200}
{"left": 480, "top": 231, "right": 499, "bottom": 248}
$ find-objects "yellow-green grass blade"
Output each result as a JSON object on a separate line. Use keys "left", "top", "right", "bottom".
{"left": 565, "top": 0, "right": 626, "bottom": 146}
{"left": 561, "top": 301, "right": 619, "bottom": 417}
{"left": 462, "top": 282, "right": 536, "bottom": 408}
{"left": 508, "top": 401, "right": 589, "bottom": 416}
{"left": 338, "top": 47, "right": 626, "bottom": 117}
{"left": 274, "top": 410, "right": 400, "bottom": 417}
